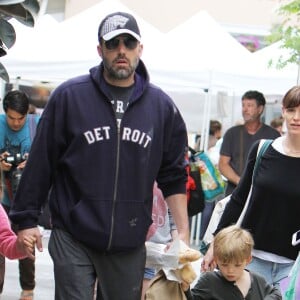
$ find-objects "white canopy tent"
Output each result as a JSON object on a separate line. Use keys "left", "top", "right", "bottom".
{"left": 1, "top": 1, "right": 297, "bottom": 132}
{"left": 1, "top": 1, "right": 164, "bottom": 80}
{"left": 252, "top": 41, "right": 299, "bottom": 87}
{"left": 2, "top": 1, "right": 299, "bottom": 245}
{"left": 0, "top": 4, "right": 231, "bottom": 132}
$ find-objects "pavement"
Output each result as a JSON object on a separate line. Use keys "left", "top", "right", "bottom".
{"left": 3, "top": 230, "right": 202, "bottom": 299}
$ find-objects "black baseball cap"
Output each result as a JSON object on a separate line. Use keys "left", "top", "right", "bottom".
{"left": 98, "top": 12, "right": 141, "bottom": 42}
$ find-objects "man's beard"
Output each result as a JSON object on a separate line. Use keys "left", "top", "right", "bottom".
{"left": 103, "top": 56, "right": 139, "bottom": 80}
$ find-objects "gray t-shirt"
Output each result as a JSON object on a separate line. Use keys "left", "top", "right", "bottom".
{"left": 220, "top": 124, "right": 280, "bottom": 182}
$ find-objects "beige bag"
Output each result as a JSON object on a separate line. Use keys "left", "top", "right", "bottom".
{"left": 145, "top": 270, "right": 187, "bottom": 300}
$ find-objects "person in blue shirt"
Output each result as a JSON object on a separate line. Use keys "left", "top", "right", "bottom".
{"left": 0, "top": 90, "right": 39, "bottom": 300}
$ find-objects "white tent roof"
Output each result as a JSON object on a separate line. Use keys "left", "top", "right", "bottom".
{"left": 1, "top": 2, "right": 298, "bottom": 131}
{"left": 149, "top": 10, "right": 252, "bottom": 73}
{"left": 47, "top": 0, "right": 164, "bottom": 63}
{"left": 2, "top": 0, "right": 164, "bottom": 81}
{"left": 4, "top": 15, "right": 60, "bottom": 62}
{"left": 252, "top": 41, "right": 299, "bottom": 86}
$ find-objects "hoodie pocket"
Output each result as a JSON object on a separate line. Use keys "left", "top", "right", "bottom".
{"left": 69, "top": 198, "right": 112, "bottom": 250}
{"left": 109, "top": 200, "right": 152, "bottom": 251}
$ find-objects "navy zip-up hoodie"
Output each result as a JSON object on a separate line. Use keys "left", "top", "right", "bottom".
{"left": 10, "top": 60, "right": 188, "bottom": 253}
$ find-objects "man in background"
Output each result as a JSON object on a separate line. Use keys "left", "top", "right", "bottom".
{"left": 219, "top": 90, "right": 280, "bottom": 196}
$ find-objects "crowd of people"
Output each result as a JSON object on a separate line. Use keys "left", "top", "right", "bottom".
{"left": 0, "top": 10, "right": 299, "bottom": 300}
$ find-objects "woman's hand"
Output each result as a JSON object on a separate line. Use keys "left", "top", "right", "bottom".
{"left": 201, "top": 241, "right": 216, "bottom": 272}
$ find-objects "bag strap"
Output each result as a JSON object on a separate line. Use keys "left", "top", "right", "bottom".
{"left": 253, "top": 139, "right": 273, "bottom": 181}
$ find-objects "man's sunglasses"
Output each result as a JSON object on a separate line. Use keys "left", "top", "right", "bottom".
{"left": 104, "top": 36, "right": 138, "bottom": 50}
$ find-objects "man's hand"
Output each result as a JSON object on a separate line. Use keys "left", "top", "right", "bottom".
{"left": 17, "top": 227, "right": 43, "bottom": 260}
{"left": 218, "top": 155, "right": 240, "bottom": 186}
{"left": 17, "top": 152, "right": 28, "bottom": 170}
{"left": 23, "top": 235, "right": 37, "bottom": 254}
{"left": 0, "top": 151, "right": 12, "bottom": 172}
{"left": 177, "top": 232, "right": 190, "bottom": 247}
{"left": 17, "top": 159, "right": 27, "bottom": 170}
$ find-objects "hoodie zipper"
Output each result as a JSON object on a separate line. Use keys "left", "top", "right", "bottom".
{"left": 107, "top": 116, "right": 121, "bottom": 251}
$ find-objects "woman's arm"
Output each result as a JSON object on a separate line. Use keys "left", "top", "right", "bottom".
{"left": 216, "top": 141, "right": 259, "bottom": 232}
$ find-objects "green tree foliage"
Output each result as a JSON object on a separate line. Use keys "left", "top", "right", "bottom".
{"left": 267, "top": 0, "right": 300, "bottom": 82}
{"left": 0, "top": 0, "right": 40, "bottom": 82}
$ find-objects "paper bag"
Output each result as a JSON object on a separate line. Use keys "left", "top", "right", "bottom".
{"left": 145, "top": 270, "right": 187, "bottom": 300}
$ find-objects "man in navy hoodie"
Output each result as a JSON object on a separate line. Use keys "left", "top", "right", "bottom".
{"left": 10, "top": 11, "right": 189, "bottom": 300}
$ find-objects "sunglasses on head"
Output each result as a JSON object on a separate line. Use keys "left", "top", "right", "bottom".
{"left": 104, "top": 36, "right": 138, "bottom": 50}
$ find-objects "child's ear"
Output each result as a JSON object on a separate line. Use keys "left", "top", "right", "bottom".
{"left": 213, "top": 256, "right": 219, "bottom": 268}
{"left": 246, "top": 255, "right": 252, "bottom": 265}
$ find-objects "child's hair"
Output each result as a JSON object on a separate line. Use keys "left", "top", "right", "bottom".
{"left": 213, "top": 225, "right": 254, "bottom": 263}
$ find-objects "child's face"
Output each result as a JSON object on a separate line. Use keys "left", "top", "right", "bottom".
{"left": 215, "top": 256, "right": 252, "bottom": 282}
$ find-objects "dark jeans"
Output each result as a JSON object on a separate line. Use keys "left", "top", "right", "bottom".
{"left": 199, "top": 201, "right": 216, "bottom": 240}
{"left": 0, "top": 204, "right": 35, "bottom": 292}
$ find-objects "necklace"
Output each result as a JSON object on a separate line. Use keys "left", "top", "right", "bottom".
{"left": 288, "top": 150, "right": 300, "bottom": 153}
{"left": 283, "top": 139, "right": 300, "bottom": 155}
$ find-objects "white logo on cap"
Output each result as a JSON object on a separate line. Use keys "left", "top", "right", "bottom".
{"left": 101, "top": 15, "right": 129, "bottom": 36}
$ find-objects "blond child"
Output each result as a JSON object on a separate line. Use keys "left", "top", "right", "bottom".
{"left": 185, "top": 225, "right": 282, "bottom": 299}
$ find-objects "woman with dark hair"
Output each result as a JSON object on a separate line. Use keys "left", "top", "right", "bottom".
{"left": 202, "top": 86, "right": 300, "bottom": 288}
